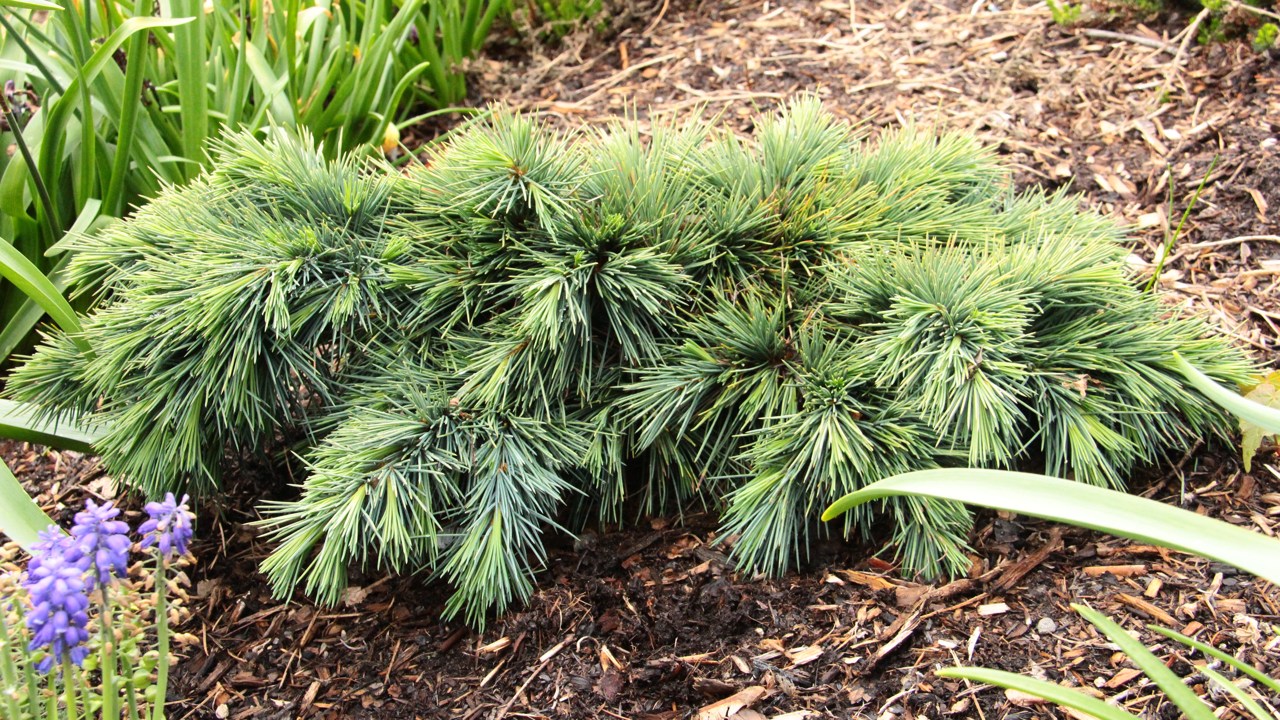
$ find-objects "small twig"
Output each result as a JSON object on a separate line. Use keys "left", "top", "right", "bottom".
{"left": 1170, "top": 8, "right": 1212, "bottom": 69}
{"left": 1185, "top": 235, "right": 1280, "bottom": 250}
{"left": 1225, "top": 0, "right": 1280, "bottom": 21}
{"left": 642, "top": 0, "right": 671, "bottom": 36}
{"left": 568, "top": 52, "right": 679, "bottom": 104}
{"left": 1080, "top": 28, "right": 1175, "bottom": 52}
{"left": 494, "top": 635, "right": 573, "bottom": 719}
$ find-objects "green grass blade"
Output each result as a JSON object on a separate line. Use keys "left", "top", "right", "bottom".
{"left": 0, "top": 399, "right": 101, "bottom": 452}
{"left": 59, "top": 1, "right": 99, "bottom": 217}
{"left": 936, "top": 667, "right": 1140, "bottom": 720}
{"left": 223, "top": 4, "right": 251, "bottom": 130}
{"left": 0, "top": 91, "right": 62, "bottom": 243}
{"left": 1073, "top": 604, "right": 1216, "bottom": 720}
{"left": 1174, "top": 352, "right": 1280, "bottom": 435}
{"left": 416, "top": 6, "right": 450, "bottom": 100}
{"left": 0, "top": 58, "right": 46, "bottom": 77}
{"left": 0, "top": 13, "right": 65, "bottom": 94}
{"left": 471, "top": 0, "right": 508, "bottom": 54}
{"left": 379, "top": 60, "right": 433, "bottom": 126}
{"left": 1200, "top": 666, "right": 1276, "bottom": 720}
{"left": 821, "top": 469, "right": 1280, "bottom": 585}
{"left": 242, "top": 42, "right": 295, "bottom": 124}
{"left": 1147, "top": 625, "right": 1280, "bottom": 696}
{"left": 43, "top": 197, "right": 103, "bottom": 257}
{"left": 0, "top": 460, "right": 54, "bottom": 549}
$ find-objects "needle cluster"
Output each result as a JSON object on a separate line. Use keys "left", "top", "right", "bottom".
{"left": 9, "top": 99, "right": 1253, "bottom": 625}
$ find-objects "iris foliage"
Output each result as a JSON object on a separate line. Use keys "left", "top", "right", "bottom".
{"left": 8, "top": 99, "right": 1254, "bottom": 625}
{"left": 0, "top": 0, "right": 505, "bottom": 366}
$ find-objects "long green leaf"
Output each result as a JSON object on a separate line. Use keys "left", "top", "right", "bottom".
{"left": 821, "top": 469, "right": 1280, "bottom": 585}
{"left": 168, "top": 0, "right": 208, "bottom": 176}
{"left": 1073, "top": 604, "right": 1216, "bottom": 720}
{"left": 0, "top": 234, "right": 89, "bottom": 351}
{"left": 0, "top": 199, "right": 100, "bottom": 363}
{"left": 1147, "top": 625, "right": 1280, "bottom": 696}
{"left": 0, "top": 461, "right": 53, "bottom": 549}
{"left": 30, "top": 15, "right": 194, "bottom": 223}
{"left": 1201, "top": 666, "right": 1276, "bottom": 720}
{"left": 1174, "top": 352, "right": 1280, "bottom": 435}
{"left": 0, "top": 0, "right": 61, "bottom": 11}
{"left": 0, "top": 399, "right": 101, "bottom": 453}
{"left": 242, "top": 42, "right": 295, "bottom": 125}
{"left": 936, "top": 667, "right": 1140, "bottom": 720}
{"left": 0, "top": 399, "right": 98, "bottom": 548}
{"left": 103, "top": 0, "right": 156, "bottom": 216}
{"left": 0, "top": 59, "right": 45, "bottom": 76}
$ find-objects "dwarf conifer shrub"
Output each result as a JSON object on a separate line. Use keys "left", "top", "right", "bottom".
{"left": 8, "top": 99, "right": 1254, "bottom": 625}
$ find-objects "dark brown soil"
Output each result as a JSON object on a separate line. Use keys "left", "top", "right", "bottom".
{"left": 11, "top": 439, "right": 1279, "bottom": 719}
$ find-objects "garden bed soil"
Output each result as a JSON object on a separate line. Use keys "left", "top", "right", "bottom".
{"left": 8, "top": 441, "right": 1280, "bottom": 719}
{"left": 5, "top": 0, "right": 1280, "bottom": 717}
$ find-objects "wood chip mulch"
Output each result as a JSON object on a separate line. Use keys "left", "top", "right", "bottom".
{"left": 11, "top": 444, "right": 1276, "bottom": 720}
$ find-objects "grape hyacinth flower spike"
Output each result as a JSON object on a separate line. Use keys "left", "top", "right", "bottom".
{"left": 23, "top": 528, "right": 92, "bottom": 673}
{"left": 27, "top": 525, "right": 82, "bottom": 576}
{"left": 139, "top": 493, "right": 194, "bottom": 558}
{"left": 139, "top": 493, "right": 193, "bottom": 720}
{"left": 71, "top": 499, "right": 132, "bottom": 588}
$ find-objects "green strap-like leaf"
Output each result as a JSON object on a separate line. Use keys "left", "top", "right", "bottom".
{"left": 1174, "top": 352, "right": 1280, "bottom": 435}
{"left": 0, "top": 400, "right": 101, "bottom": 453}
{"left": 0, "top": 400, "right": 97, "bottom": 549}
{"left": 1148, "top": 625, "right": 1280, "bottom": 696}
{"left": 0, "top": 0, "right": 61, "bottom": 10}
{"left": 821, "top": 469, "right": 1280, "bottom": 585}
{"left": 0, "top": 199, "right": 103, "bottom": 362}
{"left": 1201, "top": 666, "right": 1276, "bottom": 720}
{"left": 936, "top": 667, "right": 1140, "bottom": 720}
{"left": 0, "top": 460, "right": 54, "bottom": 549}
{"left": 1073, "top": 604, "right": 1216, "bottom": 720}
{"left": 0, "top": 236, "right": 88, "bottom": 351}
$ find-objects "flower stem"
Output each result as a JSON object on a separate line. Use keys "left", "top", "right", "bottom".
{"left": 61, "top": 657, "right": 79, "bottom": 720}
{"left": 0, "top": 608, "right": 25, "bottom": 720}
{"left": 1145, "top": 154, "right": 1218, "bottom": 292}
{"left": 14, "top": 604, "right": 39, "bottom": 719}
{"left": 126, "top": 680, "right": 141, "bottom": 720}
{"left": 99, "top": 584, "right": 118, "bottom": 720}
{"left": 149, "top": 554, "right": 169, "bottom": 720}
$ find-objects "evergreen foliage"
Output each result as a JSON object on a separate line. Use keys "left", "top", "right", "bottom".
{"left": 8, "top": 99, "right": 1255, "bottom": 625}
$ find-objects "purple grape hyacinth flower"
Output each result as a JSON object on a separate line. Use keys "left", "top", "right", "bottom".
{"left": 23, "top": 528, "right": 92, "bottom": 673}
{"left": 27, "top": 526, "right": 83, "bottom": 576}
{"left": 139, "top": 493, "right": 194, "bottom": 558}
{"left": 71, "top": 499, "right": 132, "bottom": 589}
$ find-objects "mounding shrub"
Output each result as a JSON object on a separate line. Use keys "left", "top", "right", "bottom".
{"left": 8, "top": 99, "right": 1254, "bottom": 625}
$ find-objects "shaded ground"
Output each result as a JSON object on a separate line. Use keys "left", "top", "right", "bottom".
{"left": 5, "top": 0, "right": 1279, "bottom": 717}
